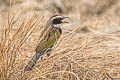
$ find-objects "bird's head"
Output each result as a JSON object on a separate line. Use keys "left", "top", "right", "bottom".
{"left": 46, "top": 15, "right": 68, "bottom": 28}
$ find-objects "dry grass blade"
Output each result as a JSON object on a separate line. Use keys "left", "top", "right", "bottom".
{"left": 0, "top": 8, "right": 42, "bottom": 80}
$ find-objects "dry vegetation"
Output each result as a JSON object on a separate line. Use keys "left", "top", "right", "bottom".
{"left": 0, "top": 0, "right": 120, "bottom": 80}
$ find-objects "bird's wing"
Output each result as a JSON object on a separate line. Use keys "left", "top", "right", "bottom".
{"left": 35, "top": 27, "right": 61, "bottom": 53}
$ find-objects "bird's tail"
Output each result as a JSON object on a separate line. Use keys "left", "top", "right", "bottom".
{"left": 24, "top": 51, "right": 44, "bottom": 71}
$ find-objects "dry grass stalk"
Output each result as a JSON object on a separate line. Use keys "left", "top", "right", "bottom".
{"left": 0, "top": 8, "right": 42, "bottom": 80}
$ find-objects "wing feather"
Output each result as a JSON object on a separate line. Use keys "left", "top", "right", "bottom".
{"left": 35, "top": 26, "right": 61, "bottom": 53}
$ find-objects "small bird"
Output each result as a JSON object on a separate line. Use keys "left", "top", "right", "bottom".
{"left": 24, "top": 15, "right": 68, "bottom": 71}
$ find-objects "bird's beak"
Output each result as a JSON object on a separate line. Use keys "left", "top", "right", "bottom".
{"left": 61, "top": 16, "right": 69, "bottom": 24}
{"left": 63, "top": 16, "right": 69, "bottom": 19}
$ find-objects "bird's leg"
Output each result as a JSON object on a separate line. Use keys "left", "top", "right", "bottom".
{"left": 46, "top": 48, "right": 52, "bottom": 57}
{"left": 47, "top": 53, "right": 51, "bottom": 57}
{"left": 40, "top": 56, "right": 43, "bottom": 61}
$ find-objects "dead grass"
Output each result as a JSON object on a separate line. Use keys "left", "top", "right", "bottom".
{"left": 0, "top": 4, "right": 120, "bottom": 80}
{"left": 0, "top": 8, "right": 44, "bottom": 80}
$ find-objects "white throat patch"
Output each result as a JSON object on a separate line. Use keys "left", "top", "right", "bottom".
{"left": 53, "top": 24, "right": 62, "bottom": 28}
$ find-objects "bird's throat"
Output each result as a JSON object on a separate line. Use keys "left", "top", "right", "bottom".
{"left": 53, "top": 24, "right": 62, "bottom": 28}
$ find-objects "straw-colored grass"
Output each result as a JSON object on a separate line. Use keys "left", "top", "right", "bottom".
{"left": 0, "top": 5, "right": 120, "bottom": 80}
{"left": 0, "top": 8, "right": 44, "bottom": 80}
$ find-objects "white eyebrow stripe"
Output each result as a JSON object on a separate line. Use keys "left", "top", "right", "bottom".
{"left": 51, "top": 16, "right": 63, "bottom": 21}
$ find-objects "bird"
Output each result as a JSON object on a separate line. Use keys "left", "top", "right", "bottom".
{"left": 24, "top": 15, "right": 68, "bottom": 71}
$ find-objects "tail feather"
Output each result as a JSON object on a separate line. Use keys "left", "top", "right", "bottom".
{"left": 24, "top": 51, "right": 44, "bottom": 71}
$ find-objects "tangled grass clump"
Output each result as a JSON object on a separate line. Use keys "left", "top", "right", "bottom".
{"left": 0, "top": 8, "right": 43, "bottom": 80}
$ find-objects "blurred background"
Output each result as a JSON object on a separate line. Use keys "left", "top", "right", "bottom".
{"left": 1, "top": 0, "right": 120, "bottom": 80}
{"left": 0, "top": 0, "right": 120, "bottom": 33}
